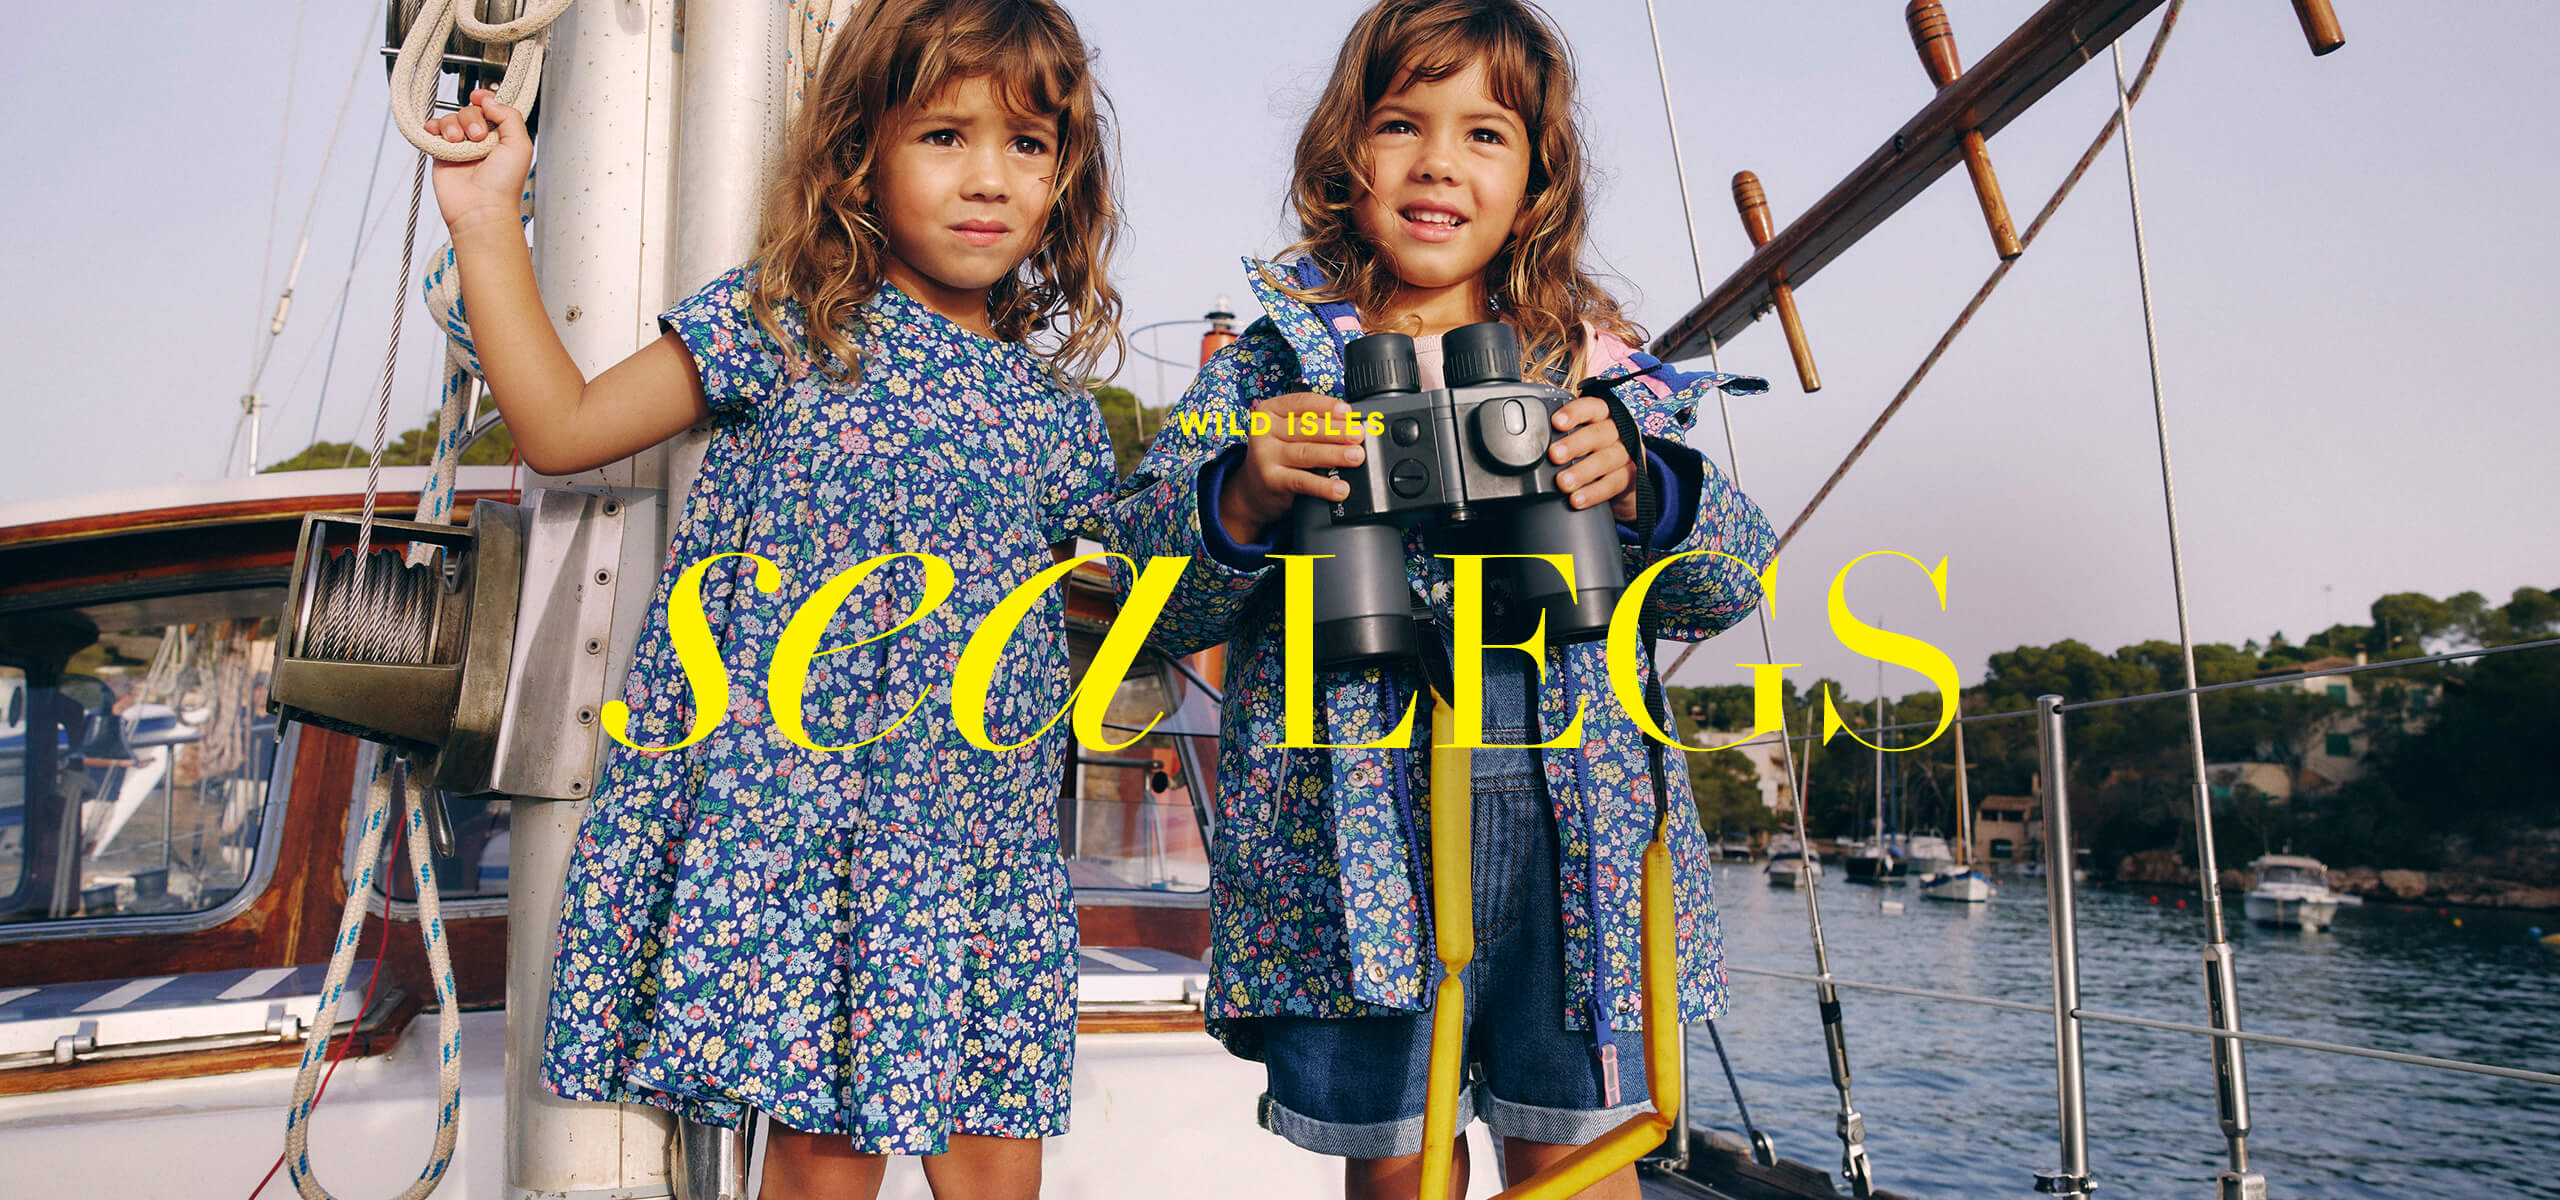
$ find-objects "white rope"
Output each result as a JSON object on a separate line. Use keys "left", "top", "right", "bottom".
{"left": 282, "top": 760, "right": 464, "bottom": 1200}
{"left": 411, "top": 173, "right": 534, "bottom": 563}
{"left": 1640, "top": 4, "right": 1871, "bottom": 1191}
{"left": 785, "top": 0, "right": 860, "bottom": 120}
{"left": 276, "top": 12, "right": 491, "bottom": 1179}
{"left": 389, "top": 0, "right": 575, "bottom": 162}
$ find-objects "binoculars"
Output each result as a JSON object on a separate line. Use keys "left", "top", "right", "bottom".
{"left": 1290, "top": 322, "right": 1627, "bottom": 669}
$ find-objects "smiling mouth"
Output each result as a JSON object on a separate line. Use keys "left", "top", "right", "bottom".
{"left": 1396, "top": 205, "right": 1469, "bottom": 243}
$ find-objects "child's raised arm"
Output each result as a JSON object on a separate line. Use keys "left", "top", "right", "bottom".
{"left": 427, "top": 88, "right": 708, "bottom": 475}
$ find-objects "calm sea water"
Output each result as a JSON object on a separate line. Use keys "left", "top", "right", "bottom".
{"left": 1688, "top": 862, "right": 2560, "bottom": 1198}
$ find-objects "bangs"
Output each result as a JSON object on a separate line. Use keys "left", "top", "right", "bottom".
{"left": 890, "top": 9, "right": 1085, "bottom": 126}
{"left": 1365, "top": 8, "right": 1548, "bottom": 127}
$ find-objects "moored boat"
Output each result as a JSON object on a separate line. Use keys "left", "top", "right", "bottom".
{"left": 2245, "top": 854, "right": 2343, "bottom": 931}
{"left": 1767, "top": 840, "right": 1822, "bottom": 888}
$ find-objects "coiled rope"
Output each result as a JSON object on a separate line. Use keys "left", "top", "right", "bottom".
{"left": 389, "top": 0, "right": 575, "bottom": 162}
{"left": 279, "top": 155, "right": 469, "bottom": 1200}
{"left": 303, "top": 548, "right": 441, "bottom": 665}
{"left": 283, "top": 758, "right": 462, "bottom": 1200}
{"left": 786, "top": 0, "right": 860, "bottom": 119}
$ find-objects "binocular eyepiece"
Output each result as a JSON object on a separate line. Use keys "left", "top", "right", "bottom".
{"left": 1290, "top": 322, "right": 1629, "bottom": 670}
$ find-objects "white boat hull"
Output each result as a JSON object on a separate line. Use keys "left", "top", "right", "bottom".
{"left": 2246, "top": 891, "right": 2339, "bottom": 931}
{"left": 1920, "top": 872, "right": 1996, "bottom": 903}
{"left": 0, "top": 1011, "right": 1505, "bottom": 1198}
{"left": 1766, "top": 861, "right": 1820, "bottom": 888}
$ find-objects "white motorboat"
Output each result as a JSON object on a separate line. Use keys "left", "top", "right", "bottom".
{"left": 2245, "top": 854, "right": 2343, "bottom": 931}
{"left": 1767, "top": 841, "right": 1822, "bottom": 888}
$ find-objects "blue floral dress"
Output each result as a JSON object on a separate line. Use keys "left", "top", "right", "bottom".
{"left": 542, "top": 266, "right": 1114, "bottom": 1154}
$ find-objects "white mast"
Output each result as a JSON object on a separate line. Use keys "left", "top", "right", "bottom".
{"left": 506, "top": 1, "right": 682, "bottom": 1194}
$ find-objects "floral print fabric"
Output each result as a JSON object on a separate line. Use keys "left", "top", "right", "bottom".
{"left": 1107, "top": 259, "right": 1777, "bottom": 1057}
{"left": 542, "top": 265, "right": 1108, "bottom": 1151}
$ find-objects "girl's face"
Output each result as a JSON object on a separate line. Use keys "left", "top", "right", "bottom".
{"left": 1351, "top": 61, "right": 1533, "bottom": 303}
{"left": 870, "top": 75, "right": 1060, "bottom": 333}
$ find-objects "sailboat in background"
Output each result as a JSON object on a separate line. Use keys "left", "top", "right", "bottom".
{"left": 1920, "top": 721, "right": 1995, "bottom": 904}
{"left": 1841, "top": 690, "right": 1906, "bottom": 882}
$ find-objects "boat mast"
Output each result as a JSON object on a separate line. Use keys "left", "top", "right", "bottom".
{"left": 1872, "top": 662, "right": 1885, "bottom": 850}
{"left": 498, "top": 1, "right": 789, "bottom": 1195}
{"left": 1953, "top": 718, "right": 1971, "bottom": 870}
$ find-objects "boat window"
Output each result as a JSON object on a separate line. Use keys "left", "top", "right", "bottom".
{"left": 0, "top": 591, "right": 286, "bottom": 929}
{"left": 2257, "top": 864, "right": 2322, "bottom": 887}
{"left": 340, "top": 741, "right": 512, "bottom": 904}
{"left": 1059, "top": 634, "right": 1213, "bottom": 895}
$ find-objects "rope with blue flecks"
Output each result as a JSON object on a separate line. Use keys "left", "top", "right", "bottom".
{"left": 281, "top": 758, "right": 462, "bottom": 1200}
{"left": 410, "top": 170, "right": 535, "bottom": 561}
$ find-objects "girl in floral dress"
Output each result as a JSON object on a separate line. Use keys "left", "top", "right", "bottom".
{"left": 421, "top": 1, "right": 1122, "bottom": 1195}
{"left": 1109, "top": 2, "right": 1775, "bottom": 1197}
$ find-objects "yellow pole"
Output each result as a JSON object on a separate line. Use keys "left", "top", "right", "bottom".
{"left": 1490, "top": 817, "right": 1684, "bottom": 1199}
{"left": 1418, "top": 694, "right": 1473, "bottom": 1200}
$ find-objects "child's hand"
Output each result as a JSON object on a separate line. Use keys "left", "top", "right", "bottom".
{"left": 423, "top": 88, "right": 533, "bottom": 240}
{"left": 1216, "top": 392, "right": 1367, "bottom": 545}
{"left": 1547, "top": 396, "right": 1639, "bottom": 521}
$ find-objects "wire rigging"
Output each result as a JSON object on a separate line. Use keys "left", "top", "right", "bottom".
{"left": 1642, "top": 0, "right": 1863, "bottom": 1189}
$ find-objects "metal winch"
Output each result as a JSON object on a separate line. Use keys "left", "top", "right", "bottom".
{"left": 269, "top": 488, "right": 649, "bottom": 805}
{"left": 270, "top": 501, "right": 525, "bottom": 795}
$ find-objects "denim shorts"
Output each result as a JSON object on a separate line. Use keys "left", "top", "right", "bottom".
{"left": 1254, "top": 662, "right": 1652, "bottom": 1159}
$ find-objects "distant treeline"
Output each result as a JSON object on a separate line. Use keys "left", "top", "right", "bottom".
{"left": 264, "top": 411, "right": 519, "bottom": 473}
{"left": 1671, "top": 586, "right": 2560, "bottom": 874}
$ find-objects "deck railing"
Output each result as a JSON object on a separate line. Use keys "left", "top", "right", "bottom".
{"left": 1727, "top": 635, "right": 2560, "bottom": 1193}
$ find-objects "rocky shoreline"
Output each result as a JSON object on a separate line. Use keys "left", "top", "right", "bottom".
{"left": 2114, "top": 848, "right": 2560, "bottom": 911}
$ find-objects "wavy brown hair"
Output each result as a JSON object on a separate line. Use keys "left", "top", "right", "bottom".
{"left": 1276, "top": 0, "right": 1637, "bottom": 379}
{"left": 750, "top": 0, "right": 1123, "bottom": 382}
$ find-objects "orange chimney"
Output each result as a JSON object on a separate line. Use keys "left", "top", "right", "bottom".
{"left": 1199, "top": 296, "right": 1238, "bottom": 366}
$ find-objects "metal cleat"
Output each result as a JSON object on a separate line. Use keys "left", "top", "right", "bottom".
{"left": 2219, "top": 1168, "right": 2269, "bottom": 1200}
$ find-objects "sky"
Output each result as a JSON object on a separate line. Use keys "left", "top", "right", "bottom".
{"left": 3, "top": 1, "right": 2554, "bottom": 694}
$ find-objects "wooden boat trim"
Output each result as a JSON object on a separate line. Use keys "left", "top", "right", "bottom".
{"left": 1652, "top": 0, "right": 2170, "bottom": 362}
{"left": 1076, "top": 1009, "right": 1207, "bottom": 1036}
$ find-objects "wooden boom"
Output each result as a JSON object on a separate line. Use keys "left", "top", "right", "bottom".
{"left": 1652, "top": 0, "right": 2171, "bottom": 363}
